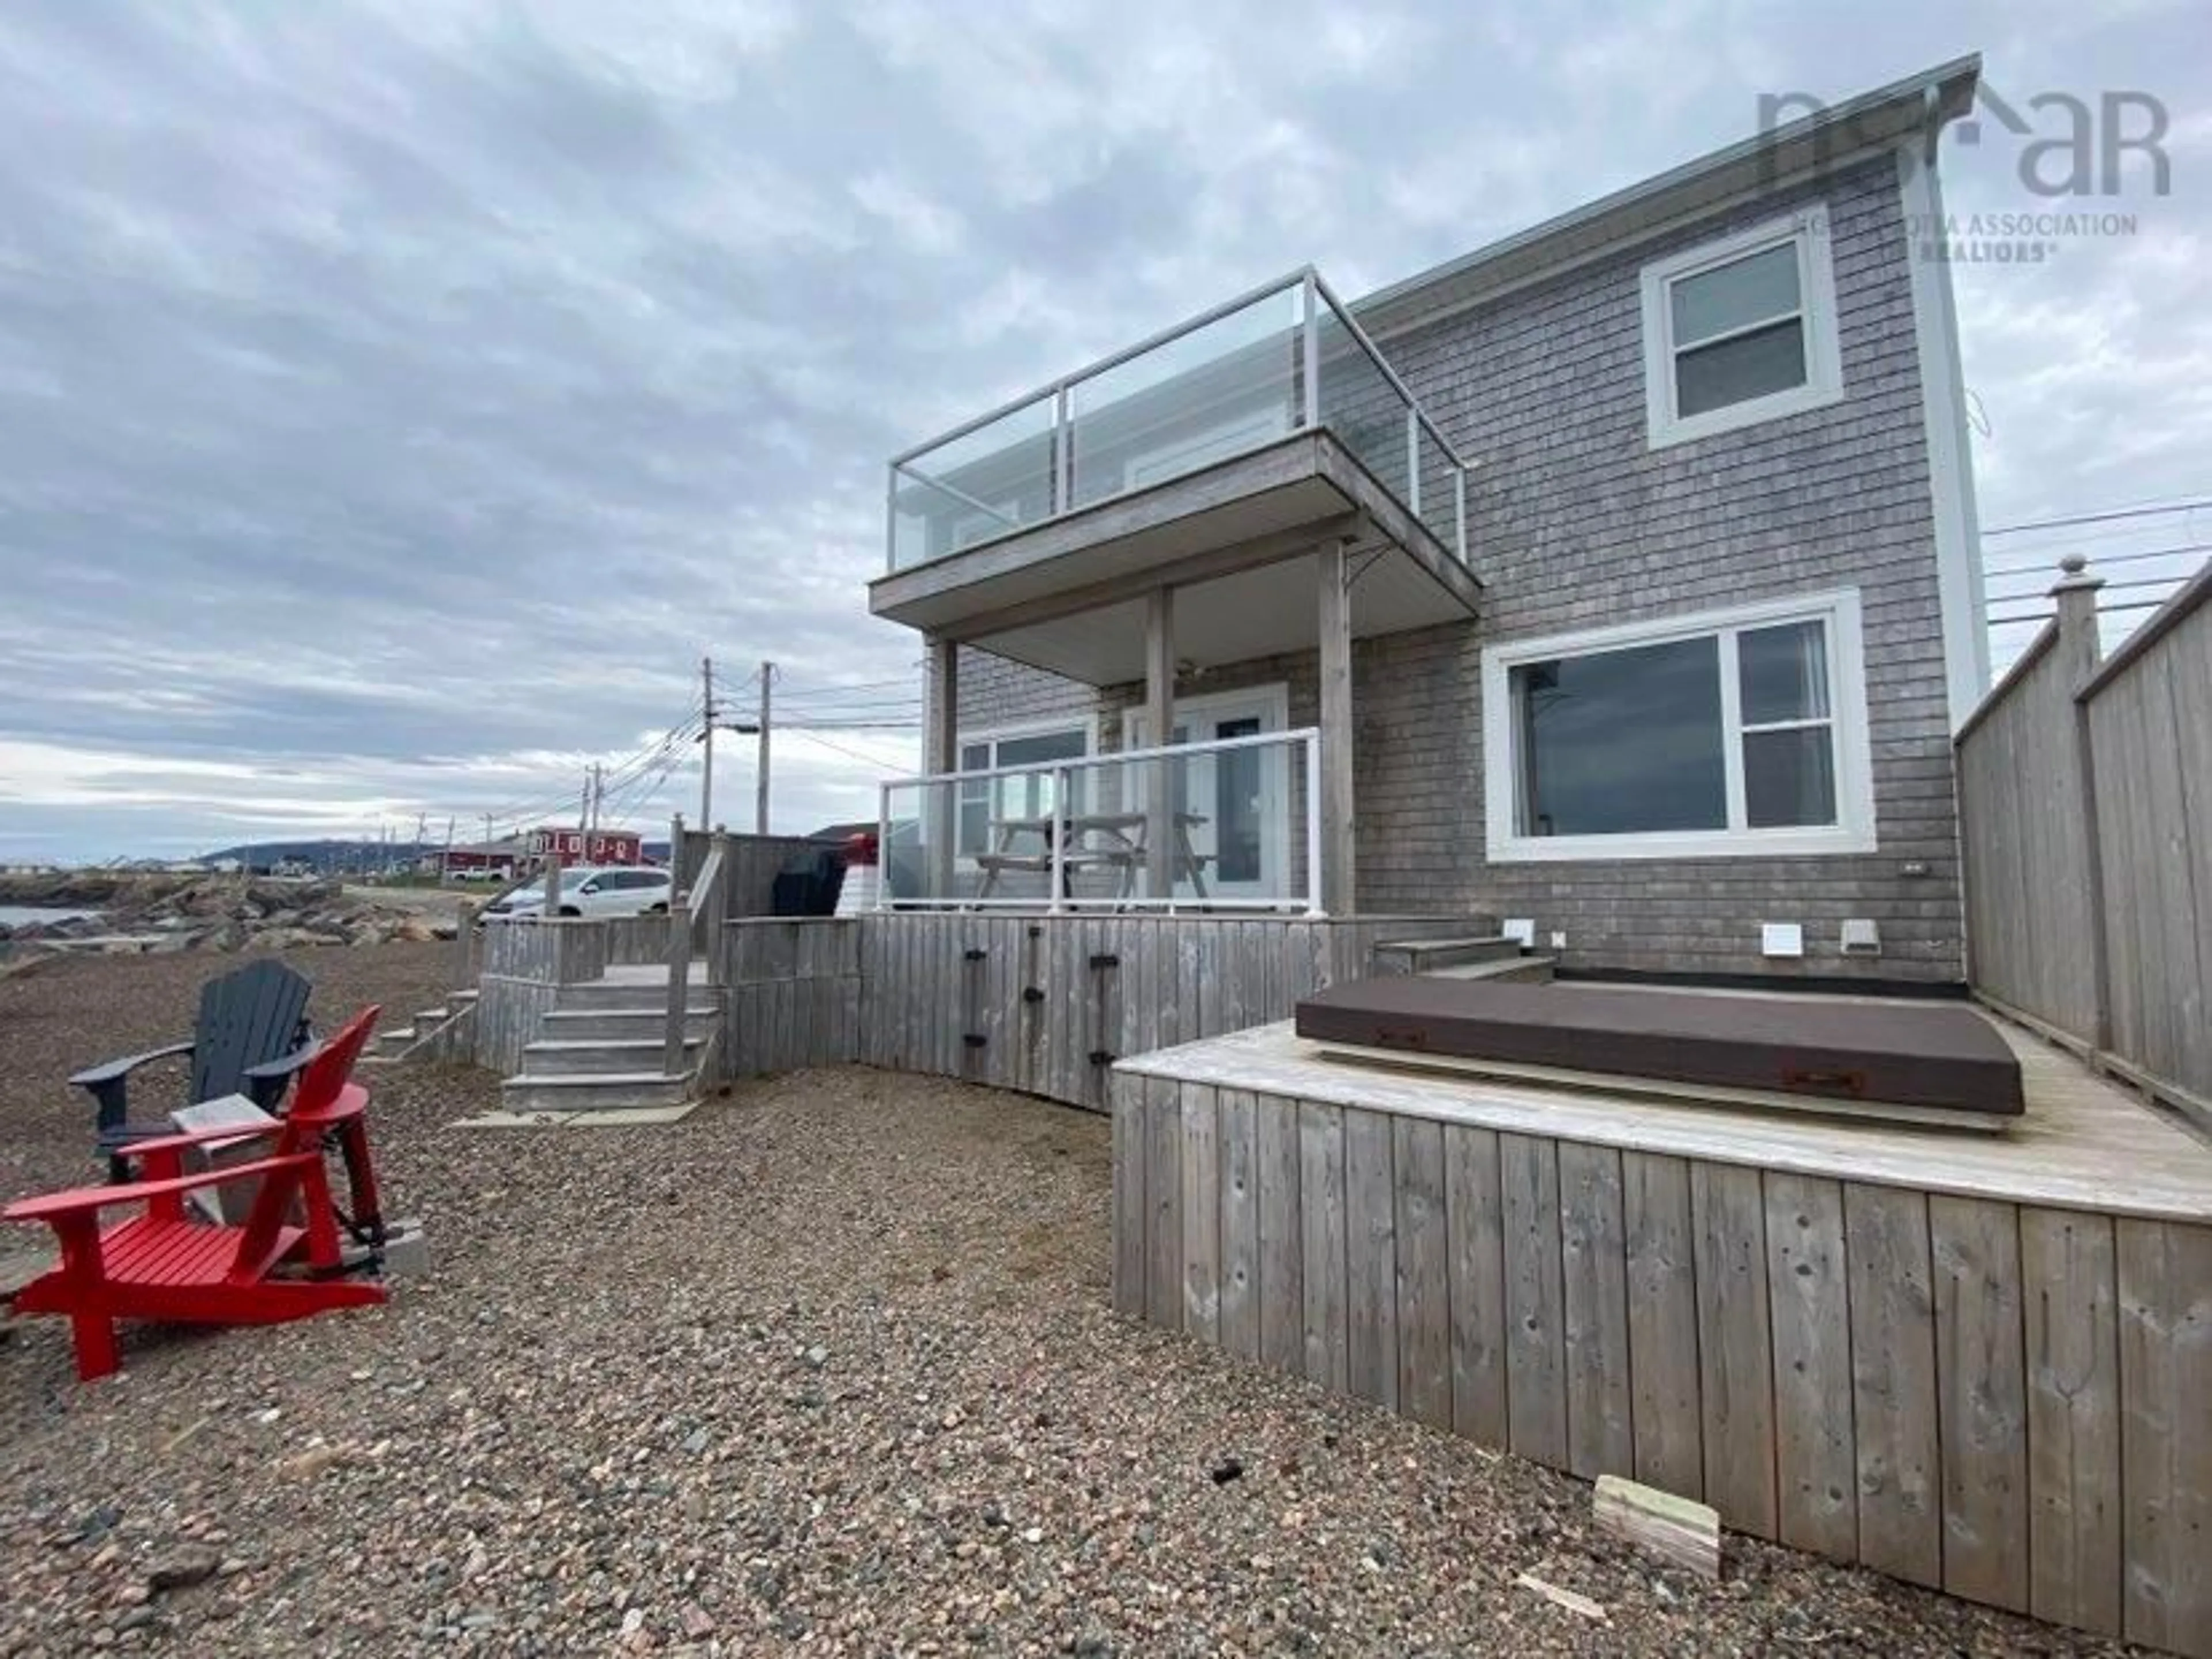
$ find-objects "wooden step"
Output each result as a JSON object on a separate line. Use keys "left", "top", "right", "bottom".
{"left": 522, "top": 1036, "right": 704, "bottom": 1075}
{"left": 498, "top": 1071, "right": 691, "bottom": 1113}
{"left": 1373, "top": 935, "right": 1524, "bottom": 974}
{"left": 1431, "top": 955, "right": 1556, "bottom": 984}
{"left": 540, "top": 1006, "right": 720, "bottom": 1041}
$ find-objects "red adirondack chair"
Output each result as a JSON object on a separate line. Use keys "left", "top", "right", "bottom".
{"left": 5, "top": 1006, "right": 391, "bottom": 1381}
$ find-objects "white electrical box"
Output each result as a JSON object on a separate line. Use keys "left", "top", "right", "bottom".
{"left": 1501, "top": 918, "right": 1536, "bottom": 947}
{"left": 1760, "top": 922, "right": 1806, "bottom": 959}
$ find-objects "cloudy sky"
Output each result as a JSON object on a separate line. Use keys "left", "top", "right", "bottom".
{"left": 0, "top": 2, "right": 2203, "bottom": 862}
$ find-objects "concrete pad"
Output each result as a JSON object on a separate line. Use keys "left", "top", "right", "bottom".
{"left": 449, "top": 1101, "right": 700, "bottom": 1131}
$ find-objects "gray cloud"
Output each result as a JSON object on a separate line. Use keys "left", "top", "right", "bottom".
{"left": 0, "top": 0, "right": 2203, "bottom": 858}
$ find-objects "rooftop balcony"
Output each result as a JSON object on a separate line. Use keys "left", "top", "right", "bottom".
{"left": 870, "top": 269, "right": 1480, "bottom": 685}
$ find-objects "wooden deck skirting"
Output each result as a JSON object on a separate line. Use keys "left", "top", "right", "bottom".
{"left": 847, "top": 914, "right": 1478, "bottom": 1112}
{"left": 1112, "top": 1020, "right": 2212, "bottom": 1657}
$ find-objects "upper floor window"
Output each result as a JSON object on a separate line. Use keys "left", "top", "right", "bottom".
{"left": 1639, "top": 206, "right": 1843, "bottom": 449}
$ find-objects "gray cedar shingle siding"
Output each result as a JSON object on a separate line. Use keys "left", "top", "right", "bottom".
{"left": 941, "top": 154, "right": 1965, "bottom": 982}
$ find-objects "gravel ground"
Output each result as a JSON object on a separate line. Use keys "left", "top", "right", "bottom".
{"left": 2, "top": 949, "right": 2131, "bottom": 1656}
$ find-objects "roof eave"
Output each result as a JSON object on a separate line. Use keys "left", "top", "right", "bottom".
{"left": 1354, "top": 55, "right": 1982, "bottom": 339}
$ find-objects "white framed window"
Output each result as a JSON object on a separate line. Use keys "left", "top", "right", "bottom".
{"left": 1481, "top": 590, "right": 1875, "bottom": 863}
{"left": 1639, "top": 206, "right": 1843, "bottom": 449}
{"left": 955, "top": 718, "right": 1096, "bottom": 858}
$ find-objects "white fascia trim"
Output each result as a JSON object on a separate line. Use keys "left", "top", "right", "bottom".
{"left": 1897, "top": 143, "right": 1992, "bottom": 730}
{"left": 1480, "top": 588, "right": 1878, "bottom": 864}
{"left": 1639, "top": 204, "right": 1845, "bottom": 451}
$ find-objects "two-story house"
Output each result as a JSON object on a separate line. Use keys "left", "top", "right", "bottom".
{"left": 869, "top": 56, "right": 1987, "bottom": 987}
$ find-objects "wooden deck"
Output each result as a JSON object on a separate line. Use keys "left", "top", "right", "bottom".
{"left": 1112, "top": 1002, "right": 2212, "bottom": 1657}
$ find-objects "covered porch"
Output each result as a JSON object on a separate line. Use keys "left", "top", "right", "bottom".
{"left": 868, "top": 268, "right": 1483, "bottom": 915}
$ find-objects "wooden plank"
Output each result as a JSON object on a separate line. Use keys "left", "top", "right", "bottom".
{"left": 1343, "top": 1107, "right": 1399, "bottom": 1409}
{"left": 1180, "top": 1085, "right": 1221, "bottom": 1343}
{"left": 1255, "top": 1093, "right": 1305, "bottom": 1374}
{"left": 1930, "top": 1194, "right": 2031, "bottom": 1614}
{"left": 1843, "top": 1182, "right": 1942, "bottom": 1588}
{"left": 1501, "top": 1132, "right": 1567, "bottom": 1468}
{"left": 1217, "top": 1089, "right": 1261, "bottom": 1361}
{"left": 2020, "top": 1206, "right": 2122, "bottom": 1639}
{"left": 1444, "top": 1123, "right": 1508, "bottom": 1446}
{"left": 1110, "top": 1070, "right": 1147, "bottom": 1317}
{"left": 1297, "top": 1100, "right": 1349, "bottom": 1392}
{"left": 1558, "top": 1141, "right": 1634, "bottom": 1480}
{"left": 1691, "top": 1161, "right": 1777, "bottom": 1539}
{"left": 1764, "top": 1173, "right": 1857, "bottom": 1561}
{"left": 1594, "top": 1475, "right": 1721, "bottom": 1580}
{"left": 1392, "top": 1115, "right": 1452, "bottom": 1429}
{"left": 1623, "top": 1152, "right": 1702, "bottom": 1499}
{"left": 1143, "top": 1075, "right": 1183, "bottom": 1328}
{"left": 2118, "top": 1218, "right": 2212, "bottom": 1656}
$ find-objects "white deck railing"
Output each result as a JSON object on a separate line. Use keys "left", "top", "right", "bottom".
{"left": 877, "top": 727, "right": 1324, "bottom": 914}
{"left": 887, "top": 268, "right": 1469, "bottom": 574}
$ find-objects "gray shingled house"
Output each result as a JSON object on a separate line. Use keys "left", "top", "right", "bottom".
{"left": 868, "top": 56, "right": 1987, "bottom": 987}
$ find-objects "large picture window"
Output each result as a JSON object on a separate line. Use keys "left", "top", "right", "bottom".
{"left": 1640, "top": 207, "right": 1843, "bottom": 448}
{"left": 1483, "top": 592, "right": 1874, "bottom": 862}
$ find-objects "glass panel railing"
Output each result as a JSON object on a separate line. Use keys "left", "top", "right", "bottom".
{"left": 1067, "top": 285, "right": 1305, "bottom": 510}
{"left": 1414, "top": 420, "right": 1463, "bottom": 559}
{"left": 1314, "top": 306, "right": 1414, "bottom": 507}
{"left": 885, "top": 269, "right": 1474, "bottom": 574}
{"left": 889, "top": 395, "right": 1058, "bottom": 570}
{"left": 877, "top": 729, "right": 1319, "bottom": 911}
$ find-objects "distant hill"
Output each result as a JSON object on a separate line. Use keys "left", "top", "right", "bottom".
{"left": 198, "top": 838, "right": 432, "bottom": 874}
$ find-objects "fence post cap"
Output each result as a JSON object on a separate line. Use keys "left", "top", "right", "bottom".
{"left": 2051, "top": 554, "right": 2104, "bottom": 595}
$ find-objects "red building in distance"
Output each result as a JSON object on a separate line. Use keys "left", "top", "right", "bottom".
{"left": 527, "top": 826, "right": 643, "bottom": 866}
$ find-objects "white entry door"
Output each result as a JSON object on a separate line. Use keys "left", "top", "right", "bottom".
{"left": 1122, "top": 684, "right": 1291, "bottom": 902}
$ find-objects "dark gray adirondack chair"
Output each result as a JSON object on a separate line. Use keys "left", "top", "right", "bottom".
{"left": 69, "top": 959, "right": 315, "bottom": 1177}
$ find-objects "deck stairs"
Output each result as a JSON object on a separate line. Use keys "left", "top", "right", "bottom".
{"left": 1372, "top": 934, "right": 1555, "bottom": 984}
{"left": 361, "top": 987, "right": 480, "bottom": 1068}
{"left": 499, "top": 961, "right": 719, "bottom": 1113}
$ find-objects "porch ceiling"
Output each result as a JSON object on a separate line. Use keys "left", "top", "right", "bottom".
{"left": 971, "top": 543, "right": 1468, "bottom": 685}
{"left": 868, "top": 429, "right": 1479, "bottom": 677}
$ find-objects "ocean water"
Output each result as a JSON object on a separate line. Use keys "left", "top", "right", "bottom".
{"left": 0, "top": 904, "right": 99, "bottom": 927}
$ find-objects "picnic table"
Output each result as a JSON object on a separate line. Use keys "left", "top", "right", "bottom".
{"left": 974, "top": 809, "right": 1211, "bottom": 902}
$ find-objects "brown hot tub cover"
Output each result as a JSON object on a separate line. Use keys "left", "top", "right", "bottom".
{"left": 1294, "top": 978, "right": 2024, "bottom": 1117}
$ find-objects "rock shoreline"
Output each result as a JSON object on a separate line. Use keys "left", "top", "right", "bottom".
{"left": 0, "top": 876, "right": 452, "bottom": 971}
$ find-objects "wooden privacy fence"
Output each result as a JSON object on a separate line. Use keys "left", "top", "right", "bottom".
{"left": 669, "top": 820, "right": 821, "bottom": 922}
{"left": 1111, "top": 1065, "right": 2212, "bottom": 1656}
{"left": 1956, "top": 556, "right": 2212, "bottom": 1128}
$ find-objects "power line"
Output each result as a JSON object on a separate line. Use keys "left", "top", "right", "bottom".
{"left": 1987, "top": 597, "right": 2169, "bottom": 626}
{"left": 1983, "top": 540, "right": 2212, "bottom": 580}
{"left": 1982, "top": 499, "right": 2211, "bottom": 538}
{"left": 781, "top": 726, "right": 912, "bottom": 769}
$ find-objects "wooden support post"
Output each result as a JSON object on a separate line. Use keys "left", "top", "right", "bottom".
{"left": 543, "top": 853, "right": 564, "bottom": 918}
{"left": 2053, "top": 555, "right": 2110, "bottom": 1050}
{"left": 925, "top": 635, "right": 960, "bottom": 903}
{"left": 704, "top": 827, "right": 731, "bottom": 979}
{"left": 452, "top": 902, "right": 476, "bottom": 990}
{"left": 1316, "top": 541, "right": 1356, "bottom": 915}
{"left": 1144, "top": 587, "right": 1176, "bottom": 903}
{"left": 663, "top": 890, "right": 694, "bottom": 1078}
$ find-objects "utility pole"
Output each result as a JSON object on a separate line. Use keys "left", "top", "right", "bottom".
{"left": 482, "top": 812, "right": 494, "bottom": 847}
{"left": 756, "top": 660, "right": 774, "bottom": 835}
{"left": 699, "top": 656, "right": 716, "bottom": 827}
